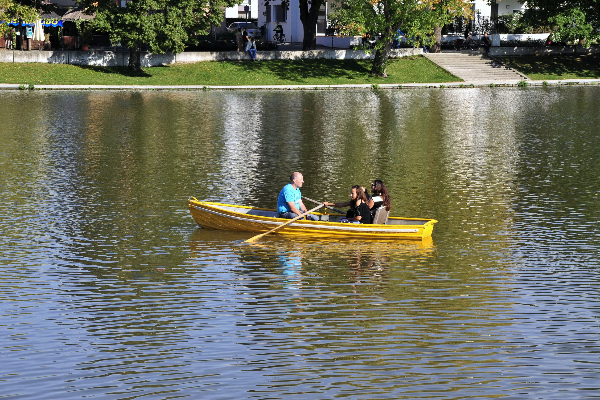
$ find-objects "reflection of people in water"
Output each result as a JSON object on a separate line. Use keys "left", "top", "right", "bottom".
{"left": 278, "top": 252, "right": 303, "bottom": 289}
{"left": 347, "top": 247, "right": 387, "bottom": 285}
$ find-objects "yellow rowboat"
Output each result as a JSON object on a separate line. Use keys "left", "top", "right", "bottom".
{"left": 188, "top": 198, "right": 437, "bottom": 240}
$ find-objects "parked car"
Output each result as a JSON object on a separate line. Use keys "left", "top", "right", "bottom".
{"left": 227, "top": 22, "right": 259, "bottom": 37}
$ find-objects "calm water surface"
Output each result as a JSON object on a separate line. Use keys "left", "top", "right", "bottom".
{"left": 1, "top": 87, "right": 600, "bottom": 399}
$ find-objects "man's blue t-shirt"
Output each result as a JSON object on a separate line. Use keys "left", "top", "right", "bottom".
{"left": 277, "top": 183, "right": 301, "bottom": 213}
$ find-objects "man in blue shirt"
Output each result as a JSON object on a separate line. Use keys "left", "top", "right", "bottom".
{"left": 277, "top": 172, "right": 318, "bottom": 220}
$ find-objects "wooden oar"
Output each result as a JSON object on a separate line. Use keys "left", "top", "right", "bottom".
{"left": 243, "top": 203, "right": 324, "bottom": 244}
{"left": 302, "top": 196, "right": 346, "bottom": 214}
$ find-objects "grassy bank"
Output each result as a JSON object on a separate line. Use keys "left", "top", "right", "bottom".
{"left": 0, "top": 57, "right": 460, "bottom": 86}
{"left": 498, "top": 54, "right": 600, "bottom": 80}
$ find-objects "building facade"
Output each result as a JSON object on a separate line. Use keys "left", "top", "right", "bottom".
{"left": 256, "top": 0, "right": 527, "bottom": 44}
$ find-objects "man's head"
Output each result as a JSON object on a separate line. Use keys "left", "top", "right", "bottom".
{"left": 290, "top": 172, "right": 304, "bottom": 189}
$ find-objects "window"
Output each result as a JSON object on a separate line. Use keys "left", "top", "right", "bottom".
{"left": 317, "top": 3, "right": 327, "bottom": 35}
{"left": 273, "top": 5, "right": 287, "bottom": 22}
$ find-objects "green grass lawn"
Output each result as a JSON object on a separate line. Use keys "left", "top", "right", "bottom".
{"left": 498, "top": 54, "right": 600, "bottom": 80}
{"left": 0, "top": 56, "right": 460, "bottom": 86}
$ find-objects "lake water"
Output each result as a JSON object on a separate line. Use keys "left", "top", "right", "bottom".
{"left": 1, "top": 87, "right": 600, "bottom": 399}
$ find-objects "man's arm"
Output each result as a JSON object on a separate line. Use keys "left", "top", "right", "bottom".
{"left": 287, "top": 201, "right": 303, "bottom": 216}
{"left": 299, "top": 199, "right": 309, "bottom": 213}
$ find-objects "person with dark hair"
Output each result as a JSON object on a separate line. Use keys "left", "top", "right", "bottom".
{"left": 248, "top": 37, "right": 257, "bottom": 61}
{"left": 325, "top": 185, "right": 372, "bottom": 224}
{"left": 243, "top": 27, "right": 250, "bottom": 51}
{"left": 481, "top": 32, "right": 491, "bottom": 54}
{"left": 273, "top": 22, "right": 284, "bottom": 42}
{"left": 236, "top": 28, "right": 243, "bottom": 51}
{"left": 277, "top": 172, "right": 318, "bottom": 220}
{"left": 370, "top": 180, "right": 391, "bottom": 209}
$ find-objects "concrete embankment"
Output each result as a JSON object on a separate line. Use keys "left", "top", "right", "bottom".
{"left": 1, "top": 79, "right": 598, "bottom": 91}
{"left": 1, "top": 45, "right": 597, "bottom": 66}
{"left": 0, "top": 47, "right": 422, "bottom": 67}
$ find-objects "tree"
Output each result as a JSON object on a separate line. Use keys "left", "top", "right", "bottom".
{"left": 0, "top": 0, "right": 41, "bottom": 37}
{"left": 78, "top": 0, "right": 238, "bottom": 71}
{"left": 298, "top": 0, "right": 326, "bottom": 50}
{"left": 330, "top": 0, "right": 471, "bottom": 77}
{"left": 521, "top": 0, "right": 599, "bottom": 46}
{"left": 430, "top": 0, "right": 473, "bottom": 53}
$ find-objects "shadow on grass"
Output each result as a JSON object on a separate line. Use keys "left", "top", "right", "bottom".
{"left": 502, "top": 54, "right": 600, "bottom": 79}
{"left": 236, "top": 59, "right": 372, "bottom": 82}
{"left": 78, "top": 65, "right": 153, "bottom": 78}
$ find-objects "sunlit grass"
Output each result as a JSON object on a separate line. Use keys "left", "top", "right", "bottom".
{"left": 0, "top": 57, "right": 460, "bottom": 86}
{"left": 498, "top": 54, "right": 600, "bottom": 80}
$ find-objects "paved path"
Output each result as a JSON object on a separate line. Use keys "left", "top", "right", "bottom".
{"left": 1, "top": 79, "right": 598, "bottom": 91}
{"left": 425, "top": 51, "right": 528, "bottom": 82}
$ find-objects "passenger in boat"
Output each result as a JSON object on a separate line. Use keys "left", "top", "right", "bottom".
{"left": 369, "top": 179, "right": 391, "bottom": 221}
{"left": 325, "top": 185, "right": 372, "bottom": 224}
{"left": 277, "top": 172, "right": 319, "bottom": 220}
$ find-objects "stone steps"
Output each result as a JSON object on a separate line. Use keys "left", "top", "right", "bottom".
{"left": 425, "top": 51, "right": 527, "bottom": 82}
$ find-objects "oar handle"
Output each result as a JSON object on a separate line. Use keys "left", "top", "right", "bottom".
{"left": 302, "top": 196, "right": 345, "bottom": 214}
{"left": 244, "top": 203, "right": 324, "bottom": 243}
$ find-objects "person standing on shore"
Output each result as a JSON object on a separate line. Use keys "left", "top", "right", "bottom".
{"left": 236, "top": 28, "right": 243, "bottom": 51}
{"left": 243, "top": 28, "right": 250, "bottom": 51}
{"left": 482, "top": 32, "right": 491, "bottom": 54}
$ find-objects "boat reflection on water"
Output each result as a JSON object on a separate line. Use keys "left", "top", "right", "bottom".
{"left": 188, "top": 228, "right": 435, "bottom": 291}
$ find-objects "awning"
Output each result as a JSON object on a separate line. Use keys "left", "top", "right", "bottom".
{"left": 2, "top": 12, "right": 64, "bottom": 27}
{"left": 61, "top": 8, "right": 95, "bottom": 21}
{"left": 40, "top": 12, "right": 63, "bottom": 27}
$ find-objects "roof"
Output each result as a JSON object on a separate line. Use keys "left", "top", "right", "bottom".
{"left": 62, "top": 8, "right": 95, "bottom": 21}
{"left": 40, "top": 11, "right": 61, "bottom": 19}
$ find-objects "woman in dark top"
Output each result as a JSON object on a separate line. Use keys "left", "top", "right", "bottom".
{"left": 325, "top": 185, "right": 372, "bottom": 224}
{"left": 369, "top": 180, "right": 391, "bottom": 220}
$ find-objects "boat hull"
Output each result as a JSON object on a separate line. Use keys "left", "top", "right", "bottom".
{"left": 188, "top": 199, "right": 437, "bottom": 240}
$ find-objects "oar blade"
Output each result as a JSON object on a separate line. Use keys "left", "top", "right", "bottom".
{"left": 243, "top": 232, "right": 267, "bottom": 244}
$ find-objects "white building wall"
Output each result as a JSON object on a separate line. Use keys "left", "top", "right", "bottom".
{"left": 225, "top": 0, "right": 258, "bottom": 20}
{"left": 472, "top": 0, "right": 526, "bottom": 19}
{"left": 256, "top": 1, "right": 527, "bottom": 43}
{"left": 258, "top": 0, "right": 305, "bottom": 43}
{"left": 497, "top": 0, "right": 526, "bottom": 16}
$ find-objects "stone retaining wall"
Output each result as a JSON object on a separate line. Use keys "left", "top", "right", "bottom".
{"left": 0, "top": 48, "right": 422, "bottom": 66}
{"left": 490, "top": 45, "right": 599, "bottom": 56}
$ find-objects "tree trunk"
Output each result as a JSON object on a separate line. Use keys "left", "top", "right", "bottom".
{"left": 370, "top": 38, "right": 393, "bottom": 77}
{"left": 299, "top": 0, "right": 323, "bottom": 51}
{"left": 302, "top": 20, "right": 318, "bottom": 50}
{"left": 432, "top": 26, "right": 442, "bottom": 53}
{"left": 128, "top": 46, "right": 142, "bottom": 72}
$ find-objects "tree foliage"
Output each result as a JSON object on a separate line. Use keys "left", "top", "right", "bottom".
{"left": 0, "top": 0, "right": 40, "bottom": 36}
{"left": 330, "top": 0, "right": 471, "bottom": 76}
{"left": 521, "top": 0, "right": 599, "bottom": 46}
{"left": 78, "top": 0, "right": 238, "bottom": 70}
